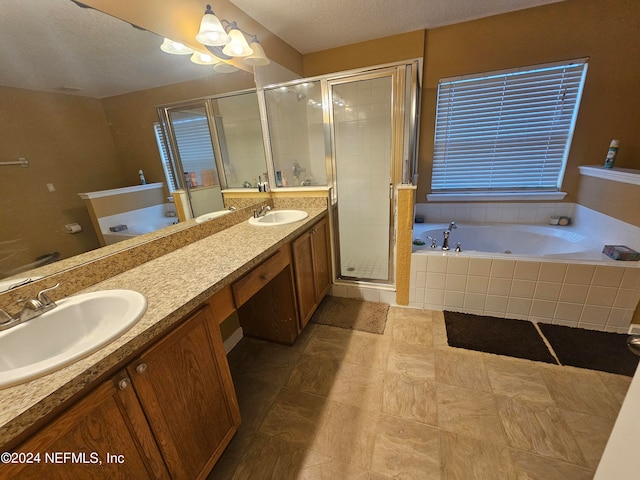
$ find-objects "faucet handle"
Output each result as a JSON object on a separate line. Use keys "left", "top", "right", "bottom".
{"left": 37, "top": 283, "right": 60, "bottom": 306}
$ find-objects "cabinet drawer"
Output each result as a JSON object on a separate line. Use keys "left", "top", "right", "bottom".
{"left": 232, "top": 248, "right": 291, "bottom": 307}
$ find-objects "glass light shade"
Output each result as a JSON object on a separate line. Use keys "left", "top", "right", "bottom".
{"left": 160, "top": 38, "right": 194, "bottom": 55}
{"left": 243, "top": 40, "right": 270, "bottom": 66}
{"left": 221, "top": 27, "right": 253, "bottom": 57}
{"left": 214, "top": 62, "right": 239, "bottom": 73}
{"left": 190, "top": 51, "right": 220, "bottom": 65}
{"left": 195, "top": 7, "right": 231, "bottom": 46}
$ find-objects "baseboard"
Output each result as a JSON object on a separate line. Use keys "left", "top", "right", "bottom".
{"left": 223, "top": 327, "right": 244, "bottom": 354}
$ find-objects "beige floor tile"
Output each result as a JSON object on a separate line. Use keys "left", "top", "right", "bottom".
{"left": 369, "top": 414, "right": 441, "bottom": 480}
{"left": 382, "top": 371, "right": 437, "bottom": 425}
{"left": 232, "top": 376, "right": 282, "bottom": 430}
{"left": 559, "top": 409, "right": 617, "bottom": 469}
{"left": 287, "top": 353, "right": 341, "bottom": 396}
{"left": 302, "top": 324, "right": 354, "bottom": 359}
{"left": 390, "top": 315, "right": 434, "bottom": 346}
{"left": 342, "top": 331, "right": 391, "bottom": 369}
{"left": 258, "top": 388, "right": 327, "bottom": 447}
{"left": 227, "top": 431, "right": 309, "bottom": 480}
{"left": 296, "top": 450, "right": 372, "bottom": 480}
{"left": 598, "top": 371, "right": 632, "bottom": 405}
{"left": 440, "top": 431, "right": 517, "bottom": 480}
{"left": 540, "top": 367, "right": 621, "bottom": 419}
{"left": 432, "top": 316, "right": 450, "bottom": 348}
{"left": 327, "top": 362, "right": 385, "bottom": 412}
{"left": 238, "top": 341, "right": 302, "bottom": 386}
{"left": 509, "top": 449, "right": 594, "bottom": 480}
{"left": 436, "top": 383, "right": 507, "bottom": 445}
{"left": 310, "top": 400, "right": 378, "bottom": 469}
{"left": 436, "top": 348, "right": 492, "bottom": 392}
{"left": 496, "top": 395, "right": 586, "bottom": 466}
{"left": 484, "top": 356, "right": 554, "bottom": 405}
{"left": 387, "top": 343, "right": 436, "bottom": 379}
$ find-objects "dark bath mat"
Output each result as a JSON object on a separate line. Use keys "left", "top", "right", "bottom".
{"left": 444, "top": 311, "right": 558, "bottom": 364}
{"left": 538, "top": 323, "right": 639, "bottom": 377}
{"left": 311, "top": 296, "right": 389, "bottom": 334}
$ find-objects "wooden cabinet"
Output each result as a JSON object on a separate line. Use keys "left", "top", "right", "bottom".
{"left": 233, "top": 248, "right": 299, "bottom": 345}
{"left": 292, "top": 216, "right": 331, "bottom": 329}
{"left": 3, "top": 371, "right": 170, "bottom": 480}
{"left": 127, "top": 304, "right": 240, "bottom": 480}
{"left": 9, "top": 297, "right": 240, "bottom": 480}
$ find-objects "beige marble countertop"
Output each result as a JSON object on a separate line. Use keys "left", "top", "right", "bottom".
{"left": 0, "top": 207, "right": 326, "bottom": 448}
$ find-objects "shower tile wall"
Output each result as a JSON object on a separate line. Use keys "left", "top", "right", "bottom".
{"left": 409, "top": 254, "right": 640, "bottom": 333}
{"left": 335, "top": 79, "right": 391, "bottom": 280}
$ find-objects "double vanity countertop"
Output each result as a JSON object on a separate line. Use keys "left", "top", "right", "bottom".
{"left": 0, "top": 207, "right": 327, "bottom": 448}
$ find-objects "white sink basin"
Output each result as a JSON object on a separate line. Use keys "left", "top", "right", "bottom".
{"left": 195, "top": 210, "right": 233, "bottom": 223}
{"left": 248, "top": 209, "right": 309, "bottom": 227}
{"left": 0, "top": 290, "right": 147, "bottom": 388}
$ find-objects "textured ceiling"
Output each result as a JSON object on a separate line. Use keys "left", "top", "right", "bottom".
{"left": 229, "top": 0, "right": 565, "bottom": 54}
{"left": 0, "top": 0, "right": 565, "bottom": 98}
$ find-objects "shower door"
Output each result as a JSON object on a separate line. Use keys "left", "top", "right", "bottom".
{"left": 330, "top": 72, "right": 397, "bottom": 283}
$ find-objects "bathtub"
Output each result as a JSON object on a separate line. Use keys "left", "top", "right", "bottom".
{"left": 413, "top": 223, "right": 603, "bottom": 260}
{"left": 410, "top": 222, "right": 640, "bottom": 333}
{"left": 102, "top": 219, "right": 177, "bottom": 245}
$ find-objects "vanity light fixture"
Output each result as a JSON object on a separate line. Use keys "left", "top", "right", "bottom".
{"left": 160, "top": 3, "right": 270, "bottom": 70}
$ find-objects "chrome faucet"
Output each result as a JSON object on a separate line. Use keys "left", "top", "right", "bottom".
{"left": 253, "top": 205, "right": 272, "bottom": 218}
{"left": 0, "top": 283, "right": 60, "bottom": 331}
{"left": 442, "top": 221, "right": 458, "bottom": 251}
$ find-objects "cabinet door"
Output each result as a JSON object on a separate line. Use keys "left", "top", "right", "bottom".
{"left": 5, "top": 372, "right": 169, "bottom": 480}
{"left": 291, "top": 230, "right": 317, "bottom": 329}
{"left": 127, "top": 305, "right": 239, "bottom": 480}
{"left": 311, "top": 217, "right": 331, "bottom": 301}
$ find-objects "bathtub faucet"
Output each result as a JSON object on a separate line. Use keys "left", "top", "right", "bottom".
{"left": 442, "top": 221, "right": 457, "bottom": 251}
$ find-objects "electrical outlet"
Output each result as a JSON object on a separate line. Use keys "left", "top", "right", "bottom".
{"left": 46, "top": 183, "right": 55, "bottom": 192}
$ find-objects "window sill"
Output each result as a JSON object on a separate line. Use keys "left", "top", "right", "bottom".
{"left": 578, "top": 165, "right": 640, "bottom": 186}
{"left": 426, "top": 191, "right": 567, "bottom": 202}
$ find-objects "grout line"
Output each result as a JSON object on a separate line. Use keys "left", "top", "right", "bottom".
{"left": 533, "top": 321, "right": 562, "bottom": 366}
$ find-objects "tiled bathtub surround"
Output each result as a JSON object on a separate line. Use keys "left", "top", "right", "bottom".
{"left": 409, "top": 254, "right": 640, "bottom": 333}
{"left": 411, "top": 202, "right": 640, "bottom": 332}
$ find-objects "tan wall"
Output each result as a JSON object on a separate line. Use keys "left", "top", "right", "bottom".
{"left": 303, "top": 30, "right": 425, "bottom": 77}
{"left": 419, "top": 0, "right": 640, "bottom": 206}
{"left": 100, "top": 71, "right": 257, "bottom": 198}
{"left": 0, "top": 86, "right": 126, "bottom": 274}
{"left": 86, "top": 186, "right": 167, "bottom": 219}
{"left": 304, "top": 0, "right": 640, "bottom": 222}
{"left": 577, "top": 177, "right": 640, "bottom": 227}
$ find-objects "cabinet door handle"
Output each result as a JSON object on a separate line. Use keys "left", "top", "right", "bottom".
{"left": 260, "top": 273, "right": 268, "bottom": 281}
{"left": 136, "top": 363, "right": 148, "bottom": 374}
{"left": 118, "top": 378, "right": 131, "bottom": 390}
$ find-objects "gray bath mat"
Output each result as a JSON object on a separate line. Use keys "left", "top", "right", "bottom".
{"left": 311, "top": 296, "right": 389, "bottom": 334}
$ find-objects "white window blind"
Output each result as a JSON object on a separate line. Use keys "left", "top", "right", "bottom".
{"left": 153, "top": 123, "right": 178, "bottom": 192}
{"left": 153, "top": 116, "right": 219, "bottom": 190}
{"left": 431, "top": 59, "right": 588, "bottom": 193}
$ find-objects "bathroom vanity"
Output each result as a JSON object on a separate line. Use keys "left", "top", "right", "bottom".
{"left": 0, "top": 206, "right": 329, "bottom": 479}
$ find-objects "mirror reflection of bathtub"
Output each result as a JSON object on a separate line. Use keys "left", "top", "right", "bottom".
{"left": 79, "top": 183, "right": 178, "bottom": 246}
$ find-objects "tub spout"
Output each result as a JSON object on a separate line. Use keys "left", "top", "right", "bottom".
{"left": 442, "top": 230, "right": 450, "bottom": 251}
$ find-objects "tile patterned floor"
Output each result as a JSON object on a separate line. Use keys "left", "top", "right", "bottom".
{"left": 209, "top": 307, "right": 631, "bottom": 479}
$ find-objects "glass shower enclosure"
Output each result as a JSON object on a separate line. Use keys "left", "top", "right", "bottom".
{"left": 262, "top": 62, "right": 419, "bottom": 286}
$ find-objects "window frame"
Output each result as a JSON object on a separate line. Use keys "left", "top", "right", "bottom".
{"left": 428, "top": 58, "right": 588, "bottom": 202}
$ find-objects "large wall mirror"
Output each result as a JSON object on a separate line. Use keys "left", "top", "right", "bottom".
{"left": 0, "top": 0, "right": 263, "bottom": 282}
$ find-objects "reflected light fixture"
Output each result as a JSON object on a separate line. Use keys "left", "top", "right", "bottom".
{"left": 160, "top": 38, "right": 194, "bottom": 55}
{"left": 160, "top": 3, "right": 270, "bottom": 72}
{"left": 190, "top": 51, "right": 220, "bottom": 65}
